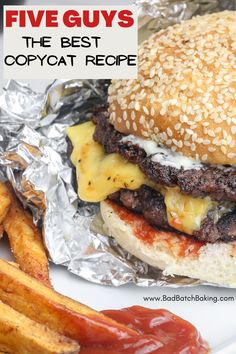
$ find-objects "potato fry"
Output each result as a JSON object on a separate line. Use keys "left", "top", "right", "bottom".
{"left": 0, "top": 225, "right": 3, "bottom": 240}
{"left": 0, "top": 182, "right": 11, "bottom": 224}
{"left": 0, "top": 259, "right": 137, "bottom": 346}
{"left": 0, "top": 300, "right": 80, "bottom": 354}
{"left": 7, "top": 261, "right": 19, "bottom": 268}
{"left": 2, "top": 184, "right": 51, "bottom": 288}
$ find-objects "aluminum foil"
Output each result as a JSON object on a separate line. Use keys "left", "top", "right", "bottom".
{"left": 0, "top": 1, "right": 235, "bottom": 287}
{"left": 136, "top": 0, "right": 236, "bottom": 42}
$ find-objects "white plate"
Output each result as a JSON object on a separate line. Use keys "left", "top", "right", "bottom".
{"left": 1, "top": 236, "right": 236, "bottom": 353}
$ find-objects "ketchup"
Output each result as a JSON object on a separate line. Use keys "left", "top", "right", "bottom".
{"left": 80, "top": 306, "right": 209, "bottom": 354}
{"left": 108, "top": 200, "right": 204, "bottom": 258}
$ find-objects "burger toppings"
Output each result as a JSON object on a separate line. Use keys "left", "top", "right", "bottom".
{"left": 110, "top": 186, "right": 236, "bottom": 243}
{"left": 67, "top": 121, "right": 147, "bottom": 202}
{"left": 93, "top": 110, "right": 236, "bottom": 202}
{"left": 177, "top": 169, "right": 236, "bottom": 202}
{"left": 109, "top": 186, "right": 170, "bottom": 230}
{"left": 141, "top": 158, "right": 236, "bottom": 202}
{"left": 164, "top": 188, "right": 213, "bottom": 235}
{"left": 67, "top": 119, "right": 236, "bottom": 242}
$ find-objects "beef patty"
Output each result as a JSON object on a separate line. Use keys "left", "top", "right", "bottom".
{"left": 109, "top": 185, "right": 236, "bottom": 243}
{"left": 92, "top": 109, "right": 236, "bottom": 243}
{"left": 93, "top": 110, "right": 236, "bottom": 202}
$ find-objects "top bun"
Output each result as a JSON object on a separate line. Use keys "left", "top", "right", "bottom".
{"left": 108, "top": 11, "right": 236, "bottom": 165}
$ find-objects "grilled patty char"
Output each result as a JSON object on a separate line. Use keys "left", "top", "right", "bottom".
{"left": 109, "top": 185, "right": 236, "bottom": 243}
{"left": 93, "top": 110, "right": 236, "bottom": 202}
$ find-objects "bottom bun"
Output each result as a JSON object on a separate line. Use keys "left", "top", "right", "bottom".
{"left": 101, "top": 200, "right": 236, "bottom": 287}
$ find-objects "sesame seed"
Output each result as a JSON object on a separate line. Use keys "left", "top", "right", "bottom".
{"left": 180, "top": 115, "right": 188, "bottom": 123}
{"left": 180, "top": 84, "right": 188, "bottom": 90}
{"left": 184, "top": 141, "right": 191, "bottom": 147}
{"left": 172, "top": 110, "right": 181, "bottom": 117}
{"left": 228, "top": 152, "right": 236, "bottom": 158}
{"left": 162, "top": 132, "right": 168, "bottom": 141}
{"left": 110, "top": 112, "right": 116, "bottom": 121}
{"left": 208, "top": 130, "right": 215, "bottom": 137}
{"left": 149, "top": 119, "right": 155, "bottom": 128}
{"left": 191, "top": 143, "right": 196, "bottom": 151}
{"left": 126, "top": 121, "right": 130, "bottom": 129}
{"left": 142, "top": 130, "right": 149, "bottom": 137}
{"left": 167, "top": 127, "right": 173, "bottom": 137}
{"left": 203, "top": 139, "right": 211, "bottom": 145}
{"left": 221, "top": 146, "right": 227, "bottom": 154}
{"left": 172, "top": 139, "right": 178, "bottom": 146}
{"left": 186, "top": 128, "right": 193, "bottom": 135}
{"left": 231, "top": 126, "right": 236, "bottom": 134}
{"left": 123, "top": 111, "right": 128, "bottom": 121}
{"left": 160, "top": 108, "right": 166, "bottom": 116}
{"left": 150, "top": 67, "right": 156, "bottom": 78}
{"left": 135, "top": 102, "right": 140, "bottom": 111}
{"left": 174, "top": 123, "right": 181, "bottom": 130}
{"left": 139, "top": 115, "right": 145, "bottom": 124}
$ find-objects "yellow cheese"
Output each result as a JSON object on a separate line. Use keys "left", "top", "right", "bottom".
{"left": 67, "top": 122, "right": 147, "bottom": 202}
{"left": 67, "top": 121, "right": 216, "bottom": 234}
{"left": 165, "top": 187, "right": 214, "bottom": 234}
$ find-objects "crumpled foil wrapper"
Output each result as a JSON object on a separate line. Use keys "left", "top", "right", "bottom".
{"left": 136, "top": 0, "right": 236, "bottom": 42}
{"left": 0, "top": 1, "right": 234, "bottom": 287}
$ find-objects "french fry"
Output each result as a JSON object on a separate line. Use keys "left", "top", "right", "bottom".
{"left": 0, "top": 225, "right": 3, "bottom": 239}
{"left": 0, "top": 182, "right": 11, "bottom": 224}
{"left": 7, "top": 261, "right": 19, "bottom": 268}
{"left": 2, "top": 184, "right": 51, "bottom": 287}
{"left": 0, "top": 259, "right": 137, "bottom": 346}
{"left": 0, "top": 300, "right": 80, "bottom": 354}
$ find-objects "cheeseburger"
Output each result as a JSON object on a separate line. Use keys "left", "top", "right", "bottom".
{"left": 67, "top": 11, "right": 236, "bottom": 286}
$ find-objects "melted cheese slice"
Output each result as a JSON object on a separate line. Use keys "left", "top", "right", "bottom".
{"left": 67, "top": 121, "right": 215, "bottom": 234}
{"left": 67, "top": 122, "right": 147, "bottom": 202}
{"left": 165, "top": 188, "right": 213, "bottom": 235}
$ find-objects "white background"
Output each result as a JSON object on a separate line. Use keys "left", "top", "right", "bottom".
{"left": 1, "top": 2, "right": 236, "bottom": 353}
{"left": 4, "top": 5, "right": 137, "bottom": 79}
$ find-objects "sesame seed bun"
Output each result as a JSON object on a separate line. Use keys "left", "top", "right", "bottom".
{"left": 101, "top": 200, "right": 236, "bottom": 287}
{"left": 108, "top": 11, "right": 236, "bottom": 165}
